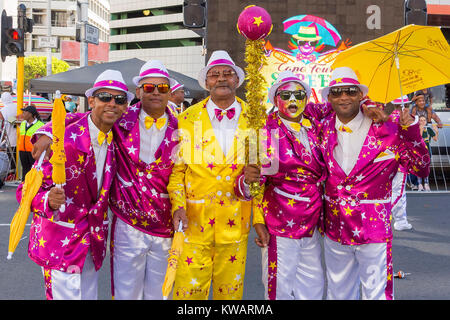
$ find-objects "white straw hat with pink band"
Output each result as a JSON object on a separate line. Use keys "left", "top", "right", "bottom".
{"left": 198, "top": 50, "right": 245, "bottom": 91}
{"left": 133, "top": 60, "right": 177, "bottom": 88}
{"left": 85, "top": 69, "right": 135, "bottom": 102}
{"left": 321, "top": 67, "right": 369, "bottom": 102}
{"left": 391, "top": 95, "right": 411, "bottom": 105}
{"left": 268, "top": 70, "right": 311, "bottom": 105}
{"left": 171, "top": 80, "right": 184, "bottom": 92}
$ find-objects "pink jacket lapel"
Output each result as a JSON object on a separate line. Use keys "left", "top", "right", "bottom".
{"left": 66, "top": 113, "right": 98, "bottom": 199}
{"left": 154, "top": 106, "right": 178, "bottom": 163}
{"left": 116, "top": 102, "right": 141, "bottom": 163}
{"left": 325, "top": 116, "right": 347, "bottom": 178}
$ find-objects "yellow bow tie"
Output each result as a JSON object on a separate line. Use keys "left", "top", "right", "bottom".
{"left": 289, "top": 118, "right": 311, "bottom": 132}
{"left": 145, "top": 116, "right": 166, "bottom": 130}
{"left": 98, "top": 131, "right": 113, "bottom": 146}
{"left": 338, "top": 125, "right": 353, "bottom": 133}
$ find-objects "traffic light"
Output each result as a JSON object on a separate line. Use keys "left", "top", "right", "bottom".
{"left": 18, "top": 4, "right": 33, "bottom": 33}
{"left": 5, "top": 28, "right": 24, "bottom": 57}
{"left": 1, "top": 6, "right": 33, "bottom": 61}
{"left": 1, "top": 9, "right": 26, "bottom": 61}
{"left": 1, "top": 10, "right": 13, "bottom": 62}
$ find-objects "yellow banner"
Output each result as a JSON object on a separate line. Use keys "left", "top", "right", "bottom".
{"left": 261, "top": 48, "right": 335, "bottom": 108}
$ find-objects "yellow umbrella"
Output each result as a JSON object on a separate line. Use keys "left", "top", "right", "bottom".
{"left": 49, "top": 91, "right": 66, "bottom": 212}
{"left": 7, "top": 153, "right": 45, "bottom": 259}
{"left": 162, "top": 222, "right": 185, "bottom": 300}
{"left": 332, "top": 25, "right": 450, "bottom": 105}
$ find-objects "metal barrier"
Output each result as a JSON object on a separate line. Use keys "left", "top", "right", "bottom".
{"left": 0, "top": 119, "right": 18, "bottom": 184}
{"left": 406, "top": 111, "right": 450, "bottom": 193}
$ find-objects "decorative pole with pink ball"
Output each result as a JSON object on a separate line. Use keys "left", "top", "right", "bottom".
{"left": 237, "top": 5, "right": 273, "bottom": 198}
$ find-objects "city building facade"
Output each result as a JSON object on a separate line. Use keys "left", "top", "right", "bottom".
{"left": 109, "top": 0, "right": 206, "bottom": 78}
{"left": 21, "top": 0, "right": 110, "bottom": 65}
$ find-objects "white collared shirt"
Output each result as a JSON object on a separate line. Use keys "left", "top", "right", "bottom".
{"left": 29, "top": 118, "right": 38, "bottom": 125}
{"left": 279, "top": 116, "right": 311, "bottom": 154}
{"left": 333, "top": 110, "right": 372, "bottom": 175}
{"left": 25, "top": 118, "right": 38, "bottom": 130}
{"left": 88, "top": 115, "right": 110, "bottom": 194}
{"left": 206, "top": 98, "right": 241, "bottom": 156}
{"left": 139, "top": 108, "right": 168, "bottom": 164}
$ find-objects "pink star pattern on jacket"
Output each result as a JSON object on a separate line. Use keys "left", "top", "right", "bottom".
{"left": 235, "top": 102, "right": 331, "bottom": 239}
{"left": 18, "top": 113, "right": 116, "bottom": 272}
{"left": 36, "top": 103, "right": 179, "bottom": 239}
{"left": 168, "top": 97, "right": 253, "bottom": 246}
{"left": 320, "top": 110, "right": 430, "bottom": 245}
{"left": 227, "top": 219, "right": 236, "bottom": 227}
{"left": 109, "top": 102, "right": 179, "bottom": 238}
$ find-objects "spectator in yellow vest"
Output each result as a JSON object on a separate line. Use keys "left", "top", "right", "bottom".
{"left": 18, "top": 104, "right": 44, "bottom": 180}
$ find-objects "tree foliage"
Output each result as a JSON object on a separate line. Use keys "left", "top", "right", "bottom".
{"left": 24, "top": 56, "right": 70, "bottom": 89}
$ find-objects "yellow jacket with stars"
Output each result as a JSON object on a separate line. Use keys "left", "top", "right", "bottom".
{"left": 167, "top": 97, "right": 253, "bottom": 245}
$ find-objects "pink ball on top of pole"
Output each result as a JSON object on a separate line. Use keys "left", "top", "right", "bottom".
{"left": 237, "top": 5, "right": 273, "bottom": 41}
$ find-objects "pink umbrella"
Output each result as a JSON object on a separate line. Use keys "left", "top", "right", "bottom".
{"left": 283, "top": 15, "right": 342, "bottom": 47}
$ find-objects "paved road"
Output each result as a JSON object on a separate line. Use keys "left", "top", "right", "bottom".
{"left": 1, "top": 182, "right": 449, "bottom": 300}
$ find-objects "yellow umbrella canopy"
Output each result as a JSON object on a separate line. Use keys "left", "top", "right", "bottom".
{"left": 162, "top": 222, "right": 185, "bottom": 300}
{"left": 50, "top": 91, "right": 66, "bottom": 186}
{"left": 332, "top": 25, "right": 450, "bottom": 104}
{"left": 7, "top": 154, "right": 45, "bottom": 259}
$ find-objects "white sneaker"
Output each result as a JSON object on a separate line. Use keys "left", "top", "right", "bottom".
{"left": 394, "top": 221, "right": 413, "bottom": 231}
{"left": 424, "top": 183, "right": 431, "bottom": 191}
{"left": 418, "top": 184, "right": 424, "bottom": 191}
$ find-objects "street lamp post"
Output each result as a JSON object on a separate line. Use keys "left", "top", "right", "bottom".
{"left": 78, "top": 0, "right": 89, "bottom": 68}
{"left": 46, "top": 0, "right": 52, "bottom": 77}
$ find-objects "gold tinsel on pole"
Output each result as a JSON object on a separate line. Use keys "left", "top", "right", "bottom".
{"left": 237, "top": 5, "right": 272, "bottom": 198}
{"left": 243, "top": 39, "right": 268, "bottom": 198}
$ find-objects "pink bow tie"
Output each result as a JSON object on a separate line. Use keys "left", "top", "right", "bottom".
{"left": 214, "top": 108, "right": 236, "bottom": 121}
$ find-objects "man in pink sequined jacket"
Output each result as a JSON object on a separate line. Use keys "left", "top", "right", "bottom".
{"left": 235, "top": 71, "right": 329, "bottom": 300}
{"left": 18, "top": 70, "right": 132, "bottom": 299}
{"left": 319, "top": 67, "right": 430, "bottom": 300}
{"left": 235, "top": 70, "right": 388, "bottom": 300}
{"left": 31, "top": 61, "right": 180, "bottom": 300}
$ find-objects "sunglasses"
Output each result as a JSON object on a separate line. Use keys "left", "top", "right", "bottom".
{"left": 206, "top": 70, "right": 237, "bottom": 79}
{"left": 94, "top": 92, "right": 128, "bottom": 105}
{"left": 139, "top": 83, "right": 170, "bottom": 94}
{"left": 329, "top": 86, "right": 360, "bottom": 97}
{"left": 277, "top": 90, "right": 307, "bottom": 101}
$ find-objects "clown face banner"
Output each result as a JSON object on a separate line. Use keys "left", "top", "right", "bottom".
{"left": 261, "top": 14, "right": 352, "bottom": 108}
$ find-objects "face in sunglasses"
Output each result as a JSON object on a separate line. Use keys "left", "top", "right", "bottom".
{"left": 205, "top": 66, "right": 239, "bottom": 100}
{"left": 277, "top": 90, "right": 307, "bottom": 101}
{"left": 136, "top": 78, "right": 171, "bottom": 115}
{"left": 329, "top": 86, "right": 360, "bottom": 97}
{"left": 327, "top": 86, "right": 363, "bottom": 122}
{"left": 275, "top": 82, "right": 308, "bottom": 120}
{"left": 139, "top": 83, "right": 170, "bottom": 94}
{"left": 94, "top": 92, "right": 128, "bottom": 105}
{"left": 206, "top": 70, "right": 237, "bottom": 80}
{"left": 89, "top": 89, "right": 129, "bottom": 131}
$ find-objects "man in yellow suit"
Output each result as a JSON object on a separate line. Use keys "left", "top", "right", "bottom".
{"left": 168, "top": 50, "right": 252, "bottom": 300}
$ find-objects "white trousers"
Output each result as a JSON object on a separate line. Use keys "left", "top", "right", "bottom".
{"left": 324, "top": 236, "right": 393, "bottom": 300}
{"left": 43, "top": 252, "right": 99, "bottom": 300}
{"left": 262, "top": 228, "right": 324, "bottom": 300}
{"left": 392, "top": 171, "right": 408, "bottom": 224}
{"left": 111, "top": 218, "right": 172, "bottom": 300}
